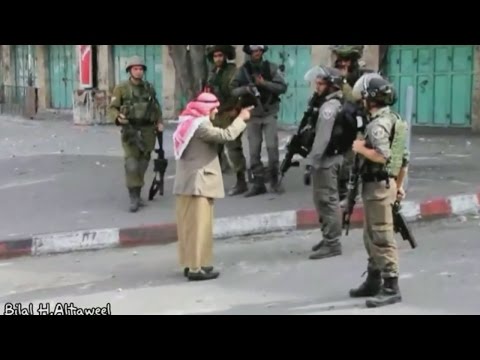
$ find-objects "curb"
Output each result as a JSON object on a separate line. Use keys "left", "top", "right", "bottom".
{"left": 1, "top": 192, "right": 479, "bottom": 260}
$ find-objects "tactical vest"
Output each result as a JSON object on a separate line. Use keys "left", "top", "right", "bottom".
{"left": 325, "top": 101, "right": 366, "bottom": 156}
{"left": 362, "top": 110, "right": 408, "bottom": 178}
{"left": 123, "top": 81, "right": 156, "bottom": 125}
{"left": 386, "top": 111, "right": 408, "bottom": 177}
{"left": 243, "top": 60, "right": 280, "bottom": 106}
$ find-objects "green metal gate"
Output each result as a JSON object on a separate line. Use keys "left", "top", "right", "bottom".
{"left": 265, "top": 45, "right": 312, "bottom": 126}
{"left": 11, "top": 45, "right": 37, "bottom": 87}
{"left": 112, "top": 45, "right": 163, "bottom": 106}
{"left": 385, "top": 45, "right": 474, "bottom": 127}
{"left": 48, "top": 45, "right": 77, "bottom": 109}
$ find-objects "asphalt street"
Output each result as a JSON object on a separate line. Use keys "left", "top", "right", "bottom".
{"left": 0, "top": 116, "right": 479, "bottom": 240}
{"left": 1, "top": 216, "right": 479, "bottom": 315}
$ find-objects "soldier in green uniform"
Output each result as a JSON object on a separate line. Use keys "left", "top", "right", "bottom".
{"left": 205, "top": 45, "right": 248, "bottom": 196}
{"left": 107, "top": 56, "right": 164, "bottom": 213}
{"left": 329, "top": 45, "right": 374, "bottom": 202}
{"left": 350, "top": 75, "right": 408, "bottom": 308}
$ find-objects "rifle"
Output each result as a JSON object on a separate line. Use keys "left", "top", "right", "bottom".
{"left": 278, "top": 93, "right": 323, "bottom": 186}
{"left": 342, "top": 153, "right": 361, "bottom": 236}
{"left": 242, "top": 67, "right": 265, "bottom": 113}
{"left": 148, "top": 130, "right": 168, "bottom": 201}
{"left": 392, "top": 200, "right": 418, "bottom": 249}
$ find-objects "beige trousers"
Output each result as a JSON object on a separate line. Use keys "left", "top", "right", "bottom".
{"left": 362, "top": 178, "right": 399, "bottom": 279}
{"left": 175, "top": 195, "right": 214, "bottom": 270}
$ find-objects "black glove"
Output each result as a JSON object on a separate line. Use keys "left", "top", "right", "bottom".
{"left": 304, "top": 165, "right": 312, "bottom": 186}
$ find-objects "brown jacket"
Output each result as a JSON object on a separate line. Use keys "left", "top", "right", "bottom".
{"left": 173, "top": 117, "right": 247, "bottom": 199}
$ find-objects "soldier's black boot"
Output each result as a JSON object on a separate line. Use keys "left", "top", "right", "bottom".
{"left": 311, "top": 240, "right": 325, "bottom": 252}
{"left": 228, "top": 172, "right": 248, "bottom": 196}
{"left": 244, "top": 178, "right": 267, "bottom": 198}
{"left": 365, "top": 277, "right": 402, "bottom": 308}
{"left": 128, "top": 188, "right": 140, "bottom": 213}
{"left": 349, "top": 269, "right": 382, "bottom": 298}
{"left": 309, "top": 242, "right": 342, "bottom": 260}
{"left": 136, "top": 187, "right": 146, "bottom": 207}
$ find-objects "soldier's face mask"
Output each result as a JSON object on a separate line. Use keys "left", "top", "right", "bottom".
{"left": 130, "top": 66, "right": 145, "bottom": 80}
{"left": 213, "top": 52, "right": 225, "bottom": 67}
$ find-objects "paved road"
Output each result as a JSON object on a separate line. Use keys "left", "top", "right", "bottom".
{"left": 1, "top": 216, "right": 479, "bottom": 315}
{"left": 1, "top": 116, "right": 479, "bottom": 240}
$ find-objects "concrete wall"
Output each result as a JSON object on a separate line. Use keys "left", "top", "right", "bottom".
{"left": 35, "top": 45, "right": 50, "bottom": 109}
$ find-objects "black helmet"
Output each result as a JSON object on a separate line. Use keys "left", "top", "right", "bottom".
{"left": 304, "top": 65, "right": 345, "bottom": 90}
{"left": 205, "top": 45, "right": 236, "bottom": 63}
{"left": 243, "top": 45, "right": 269, "bottom": 55}
{"left": 358, "top": 75, "right": 396, "bottom": 106}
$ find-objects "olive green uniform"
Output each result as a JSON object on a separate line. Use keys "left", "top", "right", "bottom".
{"left": 108, "top": 79, "right": 163, "bottom": 195}
{"left": 208, "top": 63, "right": 247, "bottom": 175}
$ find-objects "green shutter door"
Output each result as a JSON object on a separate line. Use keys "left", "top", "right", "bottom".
{"left": 11, "top": 45, "right": 37, "bottom": 87}
{"left": 112, "top": 45, "right": 163, "bottom": 106}
{"left": 385, "top": 45, "right": 473, "bottom": 128}
{"left": 48, "top": 45, "right": 77, "bottom": 109}
{"left": 265, "top": 45, "right": 312, "bottom": 126}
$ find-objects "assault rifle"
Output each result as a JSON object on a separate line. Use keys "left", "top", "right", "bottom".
{"left": 393, "top": 200, "right": 418, "bottom": 249}
{"left": 148, "top": 130, "right": 168, "bottom": 201}
{"left": 342, "top": 153, "right": 361, "bottom": 236}
{"left": 278, "top": 93, "right": 323, "bottom": 186}
{"left": 242, "top": 67, "right": 265, "bottom": 113}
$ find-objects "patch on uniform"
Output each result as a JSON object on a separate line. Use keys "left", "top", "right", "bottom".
{"left": 321, "top": 105, "right": 336, "bottom": 120}
{"left": 372, "top": 126, "right": 385, "bottom": 139}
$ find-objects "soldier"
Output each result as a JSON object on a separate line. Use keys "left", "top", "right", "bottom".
{"left": 349, "top": 74, "right": 407, "bottom": 308}
{"left": 303, "top": 66, "right": 358, "bottom": 260}
{"left": 107, "top": 56, "right": 163, "bottom": 213}
{"left": 230, "top": 45, "right": 288, "bottom": 197}
{"left": 205, "top": 45, "right": 248, "bottom": 196}
{"left": 330, "top": 45, "right": 374, "bottom": 202}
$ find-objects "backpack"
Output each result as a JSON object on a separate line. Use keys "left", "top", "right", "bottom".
{"left": 386, "top": 111, "right": 408, "bottom": 177}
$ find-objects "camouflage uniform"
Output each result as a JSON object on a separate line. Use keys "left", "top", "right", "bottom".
{"left": 349, "top": 76, "right": 406, "bottom": 309}
{"left": 230, "top": 45, "right": 288, "bottom": 197}
{"left": 206, "top": 45, "right": 248, "bottom": 196}
{"left": 330, "top": 45, "right": 373, "bottom": 202}
{"left": 107, "top": 56, "right": 163, "bottom": 212}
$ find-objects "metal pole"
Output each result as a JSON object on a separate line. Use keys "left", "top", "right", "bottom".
{"left": 404, "top": 85, "right": 414, "bottom": 191}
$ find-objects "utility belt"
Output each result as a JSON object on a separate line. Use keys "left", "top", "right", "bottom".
{"left": 361, "top": 172, "right": 396, "bottom": 183}
{"left": 128, "top": 119, "right": 154, "bottom": 128}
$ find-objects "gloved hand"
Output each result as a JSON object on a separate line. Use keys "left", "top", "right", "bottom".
{"left": 304, "top": 165, "right": 312, "bottom": 186}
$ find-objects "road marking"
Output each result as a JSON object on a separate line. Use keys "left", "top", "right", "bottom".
{"left": 0, "top": 177, "right": 56, "bottom": 190}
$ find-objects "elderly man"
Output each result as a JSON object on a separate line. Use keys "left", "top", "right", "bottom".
{"left": 173, "top": 92, "right": 253, "bottom": 282}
